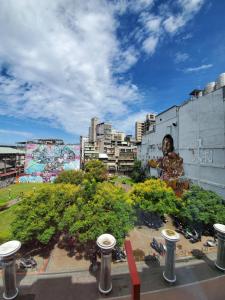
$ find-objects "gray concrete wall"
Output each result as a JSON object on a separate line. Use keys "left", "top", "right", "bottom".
{"left": 138, "top": 87, "right": 225, "bottom": 198}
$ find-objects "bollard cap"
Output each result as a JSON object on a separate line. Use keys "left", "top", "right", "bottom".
{"left": 161, "top": 229, "right": 180, "bottom": 242}
{"left": 214, "top": 224, "right": 225, "bottom": 234}
{"left": 0, "top": 240, "right": 21, "bottom": 257}
{"left": 97, "top": 234, "right": 116, "bottom": 250}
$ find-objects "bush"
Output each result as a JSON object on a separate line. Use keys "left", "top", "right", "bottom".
{"left": 11, "top": 184, "right": 80, "bottom": 244}
{"left": 54, "top": 170, "right": 85, "bottom": 185}
{"left": 177, "top": 185, "right": 225, "bottom": 227}
{"left": 130, "top": 179, "right": 178, "bottom": 216}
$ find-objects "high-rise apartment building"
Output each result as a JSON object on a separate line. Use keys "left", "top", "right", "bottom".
{"left": 89, "top": 117, "right": 99, "bottom": 143}
{"left": 135, "top": 114, "right": 156, "bottom": 142}
{"left": 135, "top": 122, "right": 145, "bottom": 143}
{"left": 81, "top": 117, "right": 137, "bottom": 175}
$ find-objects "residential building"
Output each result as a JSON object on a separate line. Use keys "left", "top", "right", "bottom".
{"left": 0, "top": 146, "right": 25, "bottom": 186}
{"left": 135, "top": 121, "right": 145, "bottom": 142}
{"left": 81, "top": 117, "right": 137, "bottom": 175}
{"left": 138, "top": 73, "right": 225, "bottom": 198}
{"left": 89, "top": 117, "right": 99, "bottom": 143}
{"left": 135, "top": 113, "right": 156, "bottom": 142}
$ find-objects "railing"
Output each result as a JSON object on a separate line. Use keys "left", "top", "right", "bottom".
{"left": 124, "top": 240, "right": 140, "bottom": 300}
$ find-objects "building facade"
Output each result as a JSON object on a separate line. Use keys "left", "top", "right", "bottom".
{"left": 0, "top": 147, "right": 25, "bottom": 187}
{"left": 81, "top": 118, "right": 137, "bottom": 175}
{"left": 135, "top": 114, "right": 156, "bottom": 142}
{"left": 138, "top": 74, "right": 225, "bottom": 198}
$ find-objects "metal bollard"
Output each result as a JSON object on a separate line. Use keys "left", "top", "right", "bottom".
{"left": 0, "top": 240, "right": 21, "bottom": 300}
{"left": 214, "top": 224, "right": 225, "bottom": 271}
{"left": 161, "top": 229, "right": 179, "bottom": 283}
{"left": 97, "top": 234, "right": 116, "bottom": 294}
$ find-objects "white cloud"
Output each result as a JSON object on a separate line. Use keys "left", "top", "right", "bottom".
{"left": 0, "top": 129, "right": 33, "bottom": 137}
{"left": 145, "top": 16, "right": 162, "bottom": 33}
{"left": 182, "top": 33, "right": 193, "bottom": 40}
{"left": 174, "top": 52, "right": 189, "bottom": 63}
{"left": 0, "top": 0, "right": 205, "bottom": 137}
{"left": 113, "top": 110, "right": 156, "bottom": 134}
{"left": 142, "top": 36, "right": 159, "bottom": 55}
{"left": 139, "top": 0, "right": 204, "bottom": 54}
{"left": 185, "top": 64, "right": 213, "bottom": 72}
{"left": 0, "top": 0, "right": 140, "bottom": 136}
{"left": 163, "top": 0, "right": 204, "bottom": 34}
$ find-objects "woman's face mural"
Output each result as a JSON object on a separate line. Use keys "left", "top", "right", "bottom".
{"left": 162, "top": 135, "right": 174, "bottom": 156}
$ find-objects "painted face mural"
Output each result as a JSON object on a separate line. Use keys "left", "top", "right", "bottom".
{"left": 162, "top": 135, "right": 174, "bottom": 156}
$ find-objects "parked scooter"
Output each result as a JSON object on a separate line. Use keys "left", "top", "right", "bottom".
{"left": 112, "top": 246, "right": 126, "bottom": 262}
{"left": 18, "top": 256, "right": 37, "bottom": 269}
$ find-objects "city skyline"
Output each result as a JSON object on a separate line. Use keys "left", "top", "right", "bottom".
{"left": 0, "top": 1, "right": 225, "bottom": 144}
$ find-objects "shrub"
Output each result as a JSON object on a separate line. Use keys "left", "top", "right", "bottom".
{"left": 130, "top": 179, "right": 178, "bottom": 216}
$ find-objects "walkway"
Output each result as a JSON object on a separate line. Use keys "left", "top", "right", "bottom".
{"left": 1, "top": 252, "right": 225, "bottom": 300}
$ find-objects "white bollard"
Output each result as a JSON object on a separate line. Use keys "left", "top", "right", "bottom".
{"left": 0, "top": 240, "right": 21, "bottom": 299}
{"left": 214, "top": 224, "right": 225, "bottom": 271}
{"left": 97, "top": 234, "right": 116, "bottom": 294}
{"left": 161, "top": 229, "right": 179, "bottom": 283}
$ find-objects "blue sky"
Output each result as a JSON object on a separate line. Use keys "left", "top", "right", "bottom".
{"left": 0, "top": 0, "right": 225, "bottom": 144}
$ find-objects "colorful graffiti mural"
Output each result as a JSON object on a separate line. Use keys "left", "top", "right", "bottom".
{"left": 19, "top": 144, "right": 80, "bottom": 183}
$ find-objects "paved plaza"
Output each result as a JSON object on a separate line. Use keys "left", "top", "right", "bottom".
{"left": 0, "top": 219, "right": 223, "bottom": 300}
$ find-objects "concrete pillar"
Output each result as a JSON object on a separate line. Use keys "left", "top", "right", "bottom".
{"left": 97, "top": 234, "right": 116, "bottom": 294}
{"left": 214, "top": 224, "right": 225, "bottom": 271}
{"left": 0, "top": 240, "right": 21, "bottom": 300}
{"left": 161, "top": 229, "right": 180, "bottom": 283}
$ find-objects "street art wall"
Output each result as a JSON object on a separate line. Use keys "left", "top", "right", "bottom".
{"left": 19, "top": 144, "right": 80, "bottom": 183}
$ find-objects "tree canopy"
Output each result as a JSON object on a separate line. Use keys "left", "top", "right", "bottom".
{"left": 130, "top": 178, "right": 178, "bottom": 216}
{"left": 130, "top": 159, "right": 146, "bottom": 183}
{"left": 60, "top": 182, "right": 135, "bottom": 245}
{"left": 11, "top": 181, "right": 135, "bottom": 246}
{"left": 54, "top": 170, "right": 85, "bottom": 185}
{"left": 177, "top": 185, "right": 225, "bottom": 227}
{"left": 11, "top": 184, "right": 80, "bottom": 244}
{"left": 84, "top": 160, "right": 108, "bottom": 182}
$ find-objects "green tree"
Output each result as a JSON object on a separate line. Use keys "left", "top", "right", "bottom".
{"left": 130, "top": 179, "right": 178, "bottom": 216}
{"left": 131, "top": 160, "right": 146, "bottom": 183}
{"left": 60, "top": 182, "right": 135, "bottom": 245}
{"left": 54, "top": 170, "right": 85, "bottom": 185}
{"left": 84, "top": 160, "right": 107, "bottom": 182}
{"left": 11, "top": 184, "right": 80, "bottom": 244}
{"left": 177, "top": 185, "right": 225, "bottom": 227}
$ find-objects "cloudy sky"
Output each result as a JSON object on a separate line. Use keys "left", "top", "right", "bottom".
{"left": 0, "top": 0, "right": 225, "bottom": 144}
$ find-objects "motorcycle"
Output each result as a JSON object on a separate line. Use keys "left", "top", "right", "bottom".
{"left": 18, "top": 256, "right": 37, "bottom": 269}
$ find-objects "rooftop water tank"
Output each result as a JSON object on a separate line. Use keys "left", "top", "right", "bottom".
{"left": 216, "top": 73, "right": 225, "bottom": 88}
{"left": 204, "top": 81, "right": 216, "bottom": 94}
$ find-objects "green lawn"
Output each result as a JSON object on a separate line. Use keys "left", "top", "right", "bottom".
{"left": 0, "top": 183, "right": 50, "bottom": 208}
{"left": 110, "top": 176, "right": 134, "bottom": 186}
{"left": 0, "top": 205, "right": 17, "bottom": 243}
